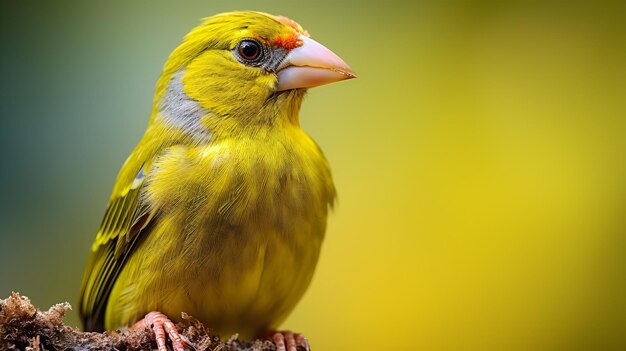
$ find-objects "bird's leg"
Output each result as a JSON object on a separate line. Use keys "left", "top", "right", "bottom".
{"left": 130, "top": 311, "right": 186, "bottom": 351}
{"left": 271, "top": 330, "right": 310, "bottom": 351}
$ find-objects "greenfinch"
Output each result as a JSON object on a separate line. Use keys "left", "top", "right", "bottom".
{"left": 78, "top": 11, "right": 355, "bottom": 351}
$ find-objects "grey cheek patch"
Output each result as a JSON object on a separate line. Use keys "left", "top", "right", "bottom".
{"left": 157, "top": 70, "right": 213, "bottom": 142}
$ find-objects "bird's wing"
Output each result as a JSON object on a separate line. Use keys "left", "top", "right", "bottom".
{"left": 79, "top": 139, "right": 166, "bottom": 331}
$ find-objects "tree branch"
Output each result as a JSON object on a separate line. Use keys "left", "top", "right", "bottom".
{"left": 0, "top": 292, "right": 276, "bottom": 351}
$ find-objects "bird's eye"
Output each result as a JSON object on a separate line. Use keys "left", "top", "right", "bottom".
{"left": 239, "top": 40, "right": 260, "bottom": 60}
{"left": 235, "top": 39, "right": 264, "bottom": 65}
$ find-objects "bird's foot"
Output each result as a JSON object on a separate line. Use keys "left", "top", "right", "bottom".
{"left": 130, "top": 311, "right": 186, "bottom": 351}
{"left": 270, "top": 330, "right": 310, "bottom": 351}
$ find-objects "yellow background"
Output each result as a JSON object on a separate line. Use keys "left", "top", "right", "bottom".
{"left": 1, "top": 1, "right": 625, "bottom": 350}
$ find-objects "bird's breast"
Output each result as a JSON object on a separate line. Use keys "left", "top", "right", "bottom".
{"left": 136, "top": 133, "right": 335, "bottom": 335}
{"left": 146, "top": 132, "right": 335, "bottom": 232}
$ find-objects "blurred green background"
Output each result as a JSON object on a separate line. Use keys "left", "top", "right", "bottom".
{"left": 1, "top": 0, "right": 626, "bottom": 350}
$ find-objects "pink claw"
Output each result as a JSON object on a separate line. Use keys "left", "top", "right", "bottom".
{"left": 272, "top": 331, "right": 310, "bottom": 351}
{"left": 131, "top": 311, "right": 186, "bottom": 351}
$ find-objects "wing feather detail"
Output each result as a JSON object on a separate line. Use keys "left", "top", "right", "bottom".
{"left": 79, "top": 134, "right": 175, "bottom": 331}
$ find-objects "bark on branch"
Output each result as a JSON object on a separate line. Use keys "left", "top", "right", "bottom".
{"left": 0, "top": 292, "right": 276, "bottom": 351}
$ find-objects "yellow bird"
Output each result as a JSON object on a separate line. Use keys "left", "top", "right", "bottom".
{"left": 78, "top": 11, "right": 355, "bottom": 351}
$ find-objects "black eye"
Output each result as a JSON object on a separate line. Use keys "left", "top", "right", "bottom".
{"left": 236, "top": 39, "right": 263, "bottom": 63}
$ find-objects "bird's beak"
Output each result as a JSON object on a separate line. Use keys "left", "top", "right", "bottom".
{"left": 276, "top": 34, "right": 356, "bottom": 91}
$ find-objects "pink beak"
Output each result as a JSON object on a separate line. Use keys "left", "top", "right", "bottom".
{"left": 276, "top": 34, "right": 356, "bottom": 91}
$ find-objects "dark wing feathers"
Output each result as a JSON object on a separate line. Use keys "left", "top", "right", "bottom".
{"left": 79, "top": 182, "right": 148, "bottom": 331}
{"left": 79, "top": 136, "right": 180, "bottom": 331}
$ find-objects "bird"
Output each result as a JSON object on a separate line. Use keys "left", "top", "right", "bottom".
{"left": 78, "top": 10, "right": 355, "bottom": 351}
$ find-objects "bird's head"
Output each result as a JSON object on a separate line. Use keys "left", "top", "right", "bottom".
{"left": 151, "top": 11, "right": 355, "bottom": 138}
